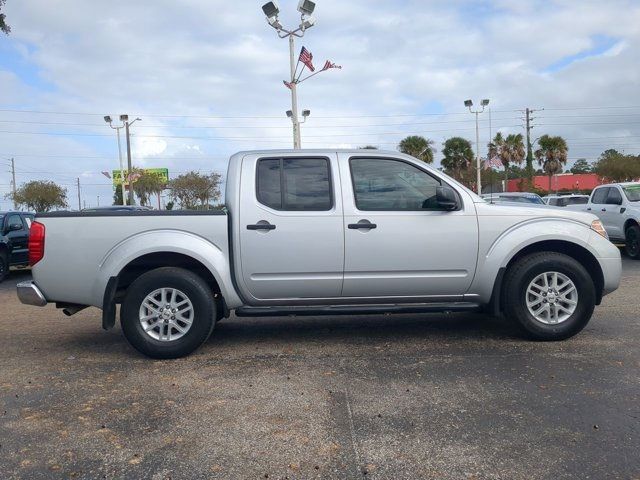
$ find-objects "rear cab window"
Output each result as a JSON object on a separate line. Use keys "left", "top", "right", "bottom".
{"left": 256, "top": 157, "right": 333, "bottom": 211}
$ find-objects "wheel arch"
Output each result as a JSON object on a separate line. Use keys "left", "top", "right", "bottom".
{"left": 496, "top": 240, "right": 605, "bottom": 312}
{"left": 623, "top": 218, "right": 639, "bottom": 232}
{"left": 95, "top": 230, "right": 240, "bottom": 329}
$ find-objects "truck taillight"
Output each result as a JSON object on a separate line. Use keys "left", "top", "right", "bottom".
{"left": 29, "top": 221, "right": 46, "bottom": 266}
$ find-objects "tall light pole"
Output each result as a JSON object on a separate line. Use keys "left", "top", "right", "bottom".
{"left": 262, "top": 1, "right": 316, "bottom": 149}
{"left": 465, "top": 99, "right": 490, "bottom": 195}
{"left": 104, "top": 114, "right": 141, "bottom": 205}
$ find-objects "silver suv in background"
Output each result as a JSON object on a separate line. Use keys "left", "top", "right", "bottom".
{"left": 566, "top": 182, "right": 640, "bottom": 259}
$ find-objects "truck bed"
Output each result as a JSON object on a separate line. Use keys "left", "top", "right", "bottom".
{"left": 33, "top": 210, "right": 229, "bottom": 307}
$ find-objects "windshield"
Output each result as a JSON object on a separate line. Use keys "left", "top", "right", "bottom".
{"left": 495, "top": 195, "right": 544, "bottom": 204}
{"left": 622, "top": 184, "right": 640, "bottom": 202}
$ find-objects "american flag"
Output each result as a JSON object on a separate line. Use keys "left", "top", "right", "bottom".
{"left": 299, "top": 46, "right": 315, "bottom": 71}
{"left": 484, "top": 155, "right": 503, "bottom": 170}
{"left": 321, "top": 60, "right": 342, "bottom": 71}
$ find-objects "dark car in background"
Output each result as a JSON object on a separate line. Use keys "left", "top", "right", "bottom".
{"left": 0, "top": 211, "right": 35, "bottom": 282}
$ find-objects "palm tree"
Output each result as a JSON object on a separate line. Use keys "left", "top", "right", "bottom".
{"left": 488, "top": 132, "right": 525, "bottom": 182}
{"left": 501, "top": 133, "right": 526, "bottom": 182}
{"left": 534, "top": 134, "right": 568, "bottom": 192}
{"left": 398, "top": 135, "right": 435, "bottom": 163}
{"left": 441, "top": 137, "right": 474, "bottom": 182}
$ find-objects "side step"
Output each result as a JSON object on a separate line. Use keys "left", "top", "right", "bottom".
{"left": 235, "top": 302, "right": 481, "bottom": 317}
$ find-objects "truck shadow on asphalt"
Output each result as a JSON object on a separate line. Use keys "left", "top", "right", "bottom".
{"left": 50, "top": 312, "right": 525, "bottom": 360}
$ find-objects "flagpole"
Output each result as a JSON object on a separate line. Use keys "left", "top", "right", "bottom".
{"left": 289, "top": 35, "right": 301, "bottom": 149}
{"left": 297, "top": 68, "right": 324, "bottom": 83}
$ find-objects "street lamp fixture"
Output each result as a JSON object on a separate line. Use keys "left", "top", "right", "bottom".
{"left": 119, "top": 114, "right": 129, "bottom": 122}
{"left": 297, "top": 0, "right": 316, "bottom": 16}
{"left": 302, "top": 109, "right": 311, "bottom": 117}
{"left": 262, "top": 1, "right": 317, "bottom": 149}
{"left": 103, "top": 115, "right": 112, "bottom": 123}
{"left": 262, "top": 1, "right": 280, "bottom": 19}
{"left": 464, "top": 98, "right": 491, "bottom": 195}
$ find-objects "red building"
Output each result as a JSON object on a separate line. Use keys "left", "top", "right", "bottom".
{"left": 506, "top": 173, "right": 605, "bottom": 193}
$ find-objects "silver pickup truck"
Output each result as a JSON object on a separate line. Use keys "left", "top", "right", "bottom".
{"left": 566, "top": 182, "right": 640, "bottom": 259}
{"left": 18, "top": 149, "right": 621, "bottom": 358}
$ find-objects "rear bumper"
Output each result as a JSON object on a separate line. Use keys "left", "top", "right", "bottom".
{"left": 17, "top": 281, "right": 48, "bottom": 307}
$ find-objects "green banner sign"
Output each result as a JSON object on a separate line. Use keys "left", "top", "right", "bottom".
{"left": 112, "top": 168, "right": 169, "bottom": 187}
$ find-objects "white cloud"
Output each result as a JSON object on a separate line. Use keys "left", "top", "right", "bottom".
{"left": 0, "top": 0, "right": 639, "bottom": 208}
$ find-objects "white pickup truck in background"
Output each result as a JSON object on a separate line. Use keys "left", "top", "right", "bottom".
{"left": 17, "top": 149, "right": 622, "bottom": 359}
{"left": 566, "top": 182, "right": 640, "bottom": 259}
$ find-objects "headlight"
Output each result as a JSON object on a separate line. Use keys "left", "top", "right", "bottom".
{"left": 591, "top": 220, "right": 608, "bottom": 240}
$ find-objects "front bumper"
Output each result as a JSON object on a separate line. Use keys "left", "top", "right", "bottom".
{"left": 17, "top": 281, "right": 48, "bottom": 307}
{"left": 598, "top": 256, "right": 622, "bottom": 296}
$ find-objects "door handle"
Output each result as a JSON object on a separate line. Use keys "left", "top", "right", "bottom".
{"left": 348, "top": 222, "right": 377, "bottom": 230}
{"left": 586, "top": 207, "right": 591, "bottom": 211}
{"left": 247, "top": 223, "right": 276, "bottom": 231}
{"left": 601, "top": 208, "right": 606, "bottom": 212}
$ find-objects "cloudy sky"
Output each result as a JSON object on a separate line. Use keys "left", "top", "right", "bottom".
{"left": 1, "top": 0, "right": 639, "bottom": 209}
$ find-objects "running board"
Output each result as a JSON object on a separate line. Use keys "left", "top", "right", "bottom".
{"left": 234, "top": 302, "right": 481, "bottom": 317}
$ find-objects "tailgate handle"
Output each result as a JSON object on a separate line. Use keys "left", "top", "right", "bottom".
{"left": 247, "top": 223, "right": 276, "bottom": 231}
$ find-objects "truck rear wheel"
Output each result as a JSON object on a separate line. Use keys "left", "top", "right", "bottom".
{"left": 120, "top": 267, "right": 216, "bottom": 359}
{"left": 625, "top": 224, "right": 640, "bottom": 260}
{"left": 503, "top": 252, "right": 596, "bottom": 341}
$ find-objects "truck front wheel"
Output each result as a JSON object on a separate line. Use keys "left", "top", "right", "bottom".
{"left": 120, "top": 267, "right": 216, "bottom": 359}
{"left": 625, "top": 224, "right": 640, "bottom": 260}
{"left": 503, "top": 252, "right": 596, "bottom": 341}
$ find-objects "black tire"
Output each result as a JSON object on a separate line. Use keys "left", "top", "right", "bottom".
{"left": 503, "top": 252, "right": 596, "bottom": 341}
{"left": 0, "top": 251, "right": 8, "bottom": 283}
{"left": 120, "top": 267, "right": 216, "bottom": 359}
{"left": 624, "top": 224, "right": 640, "bottom": 260}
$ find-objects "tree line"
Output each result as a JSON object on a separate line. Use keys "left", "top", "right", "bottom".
{"left": 388, "top": 135, "right": 640, "bottom": 192}
{"left": 5, "top": 144, "right": 639, "bottom": 212}
{"left": 6, "top": 170, "right": 223, "bottom": 213}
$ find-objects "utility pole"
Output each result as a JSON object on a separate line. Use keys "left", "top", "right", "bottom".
{"left": 524, "top": 108, "right": 542, "bottom": 180}
{"left": 525, "top": 108, "right": 533, "bottom": 179}
{"left": 76, "top": 177, "right": 82, "bottom": 211}
{"left": 10, "top": 157, "right": 17, "bottom": 209}
{"left": 124, "top": 119, "right": 135, "bottom": 205}
{"left": 464, "top": 99, "right": 490, "bottom": 195}
{"left": 104, "top": 115, "right": 141, "bottom": 205}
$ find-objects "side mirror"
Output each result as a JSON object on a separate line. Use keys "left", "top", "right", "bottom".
{"left": 436, "top": 186, "right": 459, "bottom": 211}
{"left": 9, "top": 223, "right": 23, "bottom": 232}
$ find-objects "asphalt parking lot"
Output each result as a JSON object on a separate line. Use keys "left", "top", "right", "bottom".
{"left": 1, "top": 259, "right": 639, "bottom": 480}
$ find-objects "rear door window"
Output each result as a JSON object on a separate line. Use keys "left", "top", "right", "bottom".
{"left": 606, "top": 188, "right": 622, "bottom": 205}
